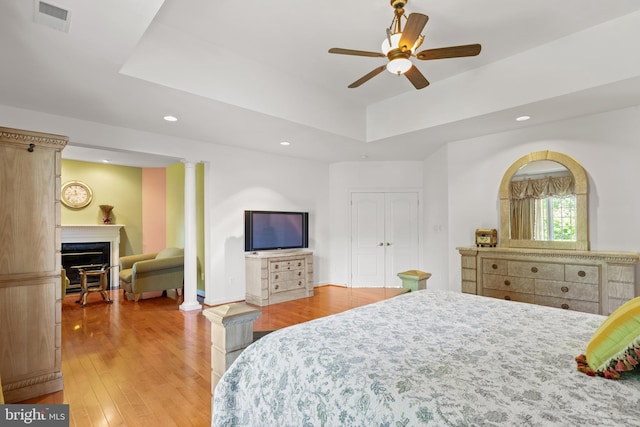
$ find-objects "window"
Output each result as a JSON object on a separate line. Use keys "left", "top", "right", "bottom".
{"left": 534, "top": 195, "right": 577, "bottom": 241}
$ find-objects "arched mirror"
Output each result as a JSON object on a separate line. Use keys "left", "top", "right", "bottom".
{"left": 499, "top": 151, "right": 589, "bottom": 251}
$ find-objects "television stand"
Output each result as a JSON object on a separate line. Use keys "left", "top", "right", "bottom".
{"left": 245, "top": 250, "right": 314, "bottom": 306}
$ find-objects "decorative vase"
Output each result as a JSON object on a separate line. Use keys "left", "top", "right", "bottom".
{"left": 99, "top": 205, "right": 114, "bottom": 224}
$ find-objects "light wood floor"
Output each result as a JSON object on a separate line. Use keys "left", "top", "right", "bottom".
{"left": 20, "top": 285, "right": 406, "bottom": 426}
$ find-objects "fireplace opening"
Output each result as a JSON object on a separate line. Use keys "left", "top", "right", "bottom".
{"left": 62, "top": 242, "right": 111, "bottom": 293}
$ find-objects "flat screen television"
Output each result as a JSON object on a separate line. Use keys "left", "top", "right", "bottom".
{"left": 244, "top": 210, "right": 309, "bottom": 252}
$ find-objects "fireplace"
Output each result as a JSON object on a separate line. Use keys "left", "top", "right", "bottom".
{"left": 61, "top": 224, "right": 124, "bottom": 290}
{"left": 62, "top": 242, "right": 110, "bottom": 292}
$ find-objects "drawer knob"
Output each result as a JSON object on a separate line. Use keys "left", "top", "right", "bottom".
{"left": 298, "top": 281, "right": 302, "bottom": 286}
{"left": 298, "top": 262, "right": 302, "bottom": 267}
{"left": 504, "top": 280, "right": 511, "bottom": 286}
{"left": 274, "top": 284, "right": 279, "bottom": 290}
{"left": 274, "top": 274, "right": 279, "bottom": 280}
{"left": 298, "top": 271, "right": 302, "bottom": 276}
{"left": 561, "top": 303, "right": 570, "bottom": 310}
{"left": 504, "top": 295, "right": 511, "bottom": 301}
{"left": 531, "top": 267, "right": 538, "bottom": 273}
{"left": 274, "top": 265, "right": 279, "bottom": 270}
{"left": 578, "top": 270, "right": 586, "bottom": 277}
{"left": 561, "top": 286, "right": 569, "bottom": 293}
{"left": 492, "top": 264, "right": 498, "bottom": 270}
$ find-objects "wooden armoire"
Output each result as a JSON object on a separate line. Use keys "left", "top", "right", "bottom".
{"left": 0, "top": 127, "right": 67, "bottom": 402}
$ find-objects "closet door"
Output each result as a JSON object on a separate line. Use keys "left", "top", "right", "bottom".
{"left": 384, "top": 192, "right": 419, "bottom": 286}
{"left": 351, "top": 193, "right": 386, "bottom": 287}
{"left": 350, "top": 192, "right": 419, "bottom": 287}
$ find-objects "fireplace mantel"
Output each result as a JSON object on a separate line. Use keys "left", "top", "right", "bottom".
{"left": 61, "top": 224, "right": 124, "bottom": 289}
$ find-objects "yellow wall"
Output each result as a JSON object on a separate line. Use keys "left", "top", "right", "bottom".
{"left": 165, "top": 163, "right": 185, "bottom": 247}
{"left": 61, "top": 160, "right": 142, "bottom": 256}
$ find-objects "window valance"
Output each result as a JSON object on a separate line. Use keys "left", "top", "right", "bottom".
{"left": 510, "top": 174, "right": 574, "bottom": 200}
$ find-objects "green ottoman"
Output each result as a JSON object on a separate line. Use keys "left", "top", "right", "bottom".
{"left": 397, "top": 270, "right": 432, "bottom": 291}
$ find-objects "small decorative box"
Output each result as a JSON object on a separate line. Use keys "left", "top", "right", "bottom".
{"left": 475, "top": 228, "right": 497, "bottom": 247}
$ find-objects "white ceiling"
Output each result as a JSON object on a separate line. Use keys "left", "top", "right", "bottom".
{"left": 1, "top": 0, "right": 640, "bottom": 166}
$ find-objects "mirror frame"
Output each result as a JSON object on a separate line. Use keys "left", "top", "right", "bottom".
{"left": 499, "top": 150, "right": 589, "bottom": 251}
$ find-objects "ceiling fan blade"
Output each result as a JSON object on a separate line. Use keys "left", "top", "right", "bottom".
{"left": 399, "top": 13, "right": 428, "bottom": 51}
{"left": 404, "top": 66, "right": 430, "bottom": 90}
{"left": 416, "top": 44, "right": 481, "bottom": 60}
{"left": 329, "top": 48, "right": 385, "bottom": 58}
{"left": 348, "top": 66, "right": 387, "bottom": 88}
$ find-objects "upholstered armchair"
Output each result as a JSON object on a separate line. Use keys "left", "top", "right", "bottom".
{"left": 119, "top": 247, "right": 184, "bottom": 302}
{"left": 61, "top": 268, "right": 69, "bottom": 299}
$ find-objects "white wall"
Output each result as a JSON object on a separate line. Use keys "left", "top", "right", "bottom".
{"left": 422, "top": 146, "right": 451, "bottom": 290}
{"left": 438, "top": 105, "right": 640, "bottom": 292}
{"left": 202, "top": 144, "right": 330, "bottom": 305}
{"left": 329, "top": 161, "right": 424, "bottom": 286}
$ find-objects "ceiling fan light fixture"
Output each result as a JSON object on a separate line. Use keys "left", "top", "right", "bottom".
{"left": 381, "top": 33, "right": 402, "bottom": 55}
{"left": 386, "top": 57, "right": 412, "bottom": 74}
{"left": 328, "top": 2, "right": 480, "bottom": 90}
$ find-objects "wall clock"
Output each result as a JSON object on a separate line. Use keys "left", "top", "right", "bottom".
{"left": 61, "top": 181, "right": 93, "bottom": 208}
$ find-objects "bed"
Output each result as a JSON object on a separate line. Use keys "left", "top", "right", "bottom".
{"left": 211, "top": 289, "right": 640, "bottom": 426}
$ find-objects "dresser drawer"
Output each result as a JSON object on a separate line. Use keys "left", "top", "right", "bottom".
{"left": 508, "top": 261, "right": 564, "bottom": 280}
{"left": 564, "top": 264, "right": 599, "bottom": 285}
{"left": 271, "top": 279, "right": 305, "bottom": 293}
{"left": 483, "top": 274, "right": 534, "bottom": 294}
{"left": 535, "top": 279, "right": 599, "bottom": 302}
{"left": 270, "top": 259, "right": 305, "bottom": 271}
{"left": 483, "top": 288, "right": 535, "bottom": 304}
{"left": 247, "top": 251, "right": 313, "bottom": 306}
{"left": 459, "top": 246, "right": 639, "bottom": 316}
{"left": 270, "top": 269, "right": 304, "bottom": 283}
{"left": 482, "top": 259, "right": 507, "bottom": 275}
{"left": 534, "top": 295, "right": 599, "bottom": 314}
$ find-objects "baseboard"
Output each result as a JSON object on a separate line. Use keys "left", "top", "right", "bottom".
{"left": 3, "top": 372, "right": 63, "bottom": 404}
{"left": 203, "top": 294, "right": 246, "bottom": 307}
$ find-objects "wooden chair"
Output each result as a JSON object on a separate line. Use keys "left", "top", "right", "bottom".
{"left": 77, "top": 265, "right": 113, "bottom": 307}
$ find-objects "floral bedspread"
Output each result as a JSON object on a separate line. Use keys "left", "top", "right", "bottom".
{"left": 212, "top": 289, "right": 640, "bottom": 426}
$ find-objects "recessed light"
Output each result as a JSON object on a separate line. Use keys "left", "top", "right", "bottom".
{"left": 360, "top": 155, "right": 369, "bottom": 159}
{"left": 516, "top": 115, "right": 531, "bottom": 122}
{"left": 280, "top": 141, "right": 290, "bottom": 146}
{"left": 102, "top": 159, "right": 110, "bottom": 163}
{"left": 163, "top": 115, "right": 178, "bottom": 122}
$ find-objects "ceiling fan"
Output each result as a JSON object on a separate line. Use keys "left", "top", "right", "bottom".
{"left": 328, "top": 0, "right": 481, "bottom": 90}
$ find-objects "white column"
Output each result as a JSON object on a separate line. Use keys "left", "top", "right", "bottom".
{"left": 180, "top": 160, "right": 202, "bottom": 312}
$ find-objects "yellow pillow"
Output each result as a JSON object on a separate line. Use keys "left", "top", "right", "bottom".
{"left": 576, "top": 296, "right": 640, "bottom": 379}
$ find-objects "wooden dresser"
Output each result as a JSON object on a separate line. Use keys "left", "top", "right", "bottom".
{"left": 0, "top": 127, "right": 67, "bottom": 402}
{"left": 458, "top": 246, "right": 639, "bottom": 315}
{"left": 245, "top": 250, "right": 314, "bottom": 306}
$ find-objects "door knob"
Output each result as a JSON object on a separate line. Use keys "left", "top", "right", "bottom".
{"left": 386, "top": 242, "right": 392, "bottom": 246}
{"left": 378, "top": 242, "right": 384, "bottom": 246}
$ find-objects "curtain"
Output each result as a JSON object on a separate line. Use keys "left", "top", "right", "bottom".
{"left": 510, "top": 197, "right": 534, "bottom": 239}
{"left": 510, "top": 174, "right": 574, "bottom": 240}
{"left": 511, "top": 175, "right": 574, "bottom": 200}
{"left": 533, "top": 198, "right": 548, "bottom": 241}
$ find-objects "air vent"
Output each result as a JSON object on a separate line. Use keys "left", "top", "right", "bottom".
{"left": 34, "top": 0, "right": 71, "bottom": 32}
